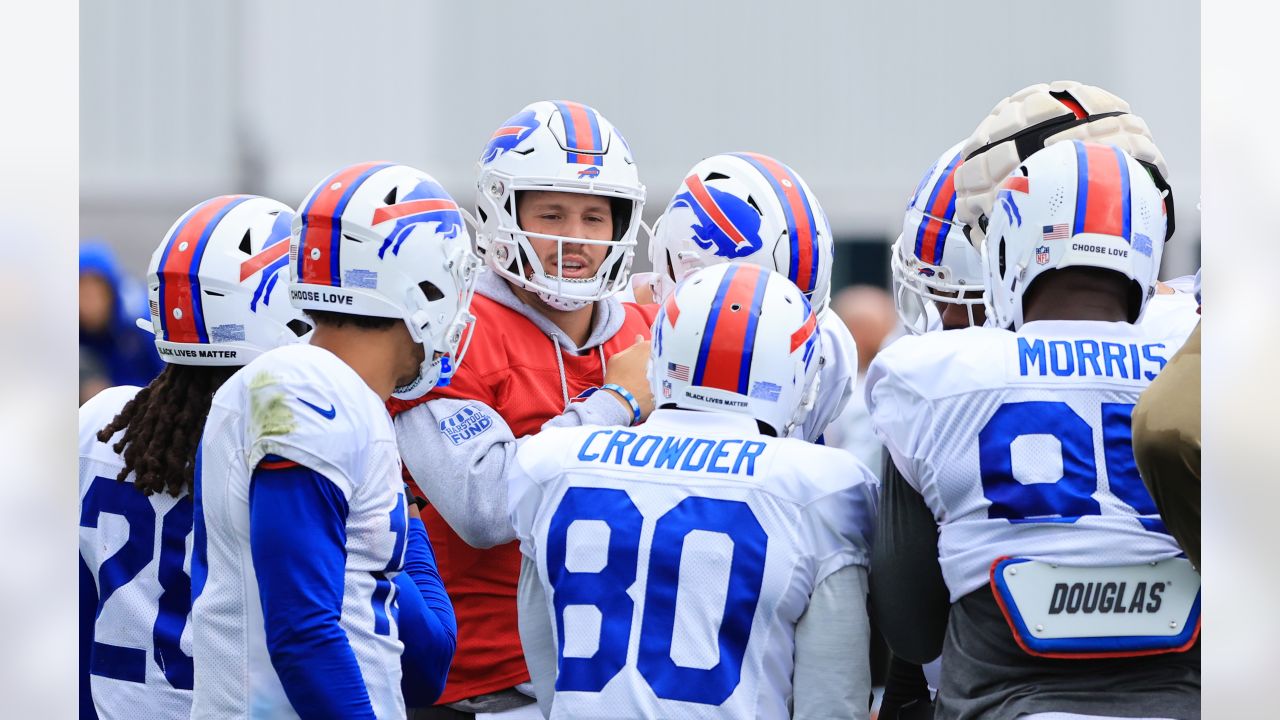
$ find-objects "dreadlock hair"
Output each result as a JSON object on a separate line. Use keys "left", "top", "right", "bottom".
{"left": 96, "top": 363, "right": 238, "bottom": 497}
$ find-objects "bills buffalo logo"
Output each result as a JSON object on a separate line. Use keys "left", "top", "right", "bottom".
{"left": 577, "top": 166, "right": 600, "bottom": 179}
{"left": 670, "top": 176, "right": 763, "bottom": 260}
{"left": 917, "top": 267, "right": 936, "bottom": 277}
{"left": 373, "top": 178, "right": 465, "bottom": 259}
{"left": 480, "top": 109, "right": 539, "bottom": 164}
{"left": 997, "top": 175, "right": 1028, "bottom": 229}
{"left": 241, "top": 211, "right": 294, "bottom": 312}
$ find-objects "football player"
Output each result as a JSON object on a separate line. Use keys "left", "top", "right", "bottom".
{"left": 877, "top": 141, "right": 991, "bottom": 720}
{"left": 191, "top": 164, "right": 478, "bottom": 718}
{"left": 867, "top": 141, "right": 1199, "bottom": 718}
{"left": 79, "top": 195, "right": 311, "bottom": 718}
{"left": 890, "top": 141, "right": 986, "bottom": 334}
{"left": 954, "top": 79, "right": 1198, "bottom": 338}
{"left": 645, "top": 152, "right": 858, "bottom": 445}
{"left": 510, "top": 262, "right": 878, "bottom": 719}
{"left": 389, "top": 101, "right": 657, "bottom": 718}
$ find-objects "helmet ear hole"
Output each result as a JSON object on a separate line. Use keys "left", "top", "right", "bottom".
{"left": 419, "top": 280, "right": 445, "bottom": 302}
{"left": 239, "top": 229, "right": 253, "bottom": 255}
{"left": 287, "top": 319, "right": 313, "bottom": 337}
{"left": 384, "top": 187, "right": 398, "bottom": 205}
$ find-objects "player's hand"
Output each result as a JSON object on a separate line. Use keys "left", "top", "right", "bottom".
{"left": 603, "top": 335, "right": 655, "bottom": 422}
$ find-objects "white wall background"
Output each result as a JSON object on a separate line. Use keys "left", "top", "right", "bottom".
{"left": 81, "top": 0, "right": 1200, "bottom": 279}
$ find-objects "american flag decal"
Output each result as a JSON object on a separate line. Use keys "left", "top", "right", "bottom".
{"left": 1042, "top": 223, "right": 1070, "bottom": 241}
{"left": 667, "top": 362, "right": 691, "bottom": 382}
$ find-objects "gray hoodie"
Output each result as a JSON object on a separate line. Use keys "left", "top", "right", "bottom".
{"left": 394, "top": 270, "right": 634, "bottom": 549}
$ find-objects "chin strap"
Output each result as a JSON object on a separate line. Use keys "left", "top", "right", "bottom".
{"left": 536, "top": 288, "right": 592, "bottom": 312}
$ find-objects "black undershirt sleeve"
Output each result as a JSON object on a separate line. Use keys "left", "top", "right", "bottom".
{"left": 869, "top": 452, "right": 951, "bottom": 665}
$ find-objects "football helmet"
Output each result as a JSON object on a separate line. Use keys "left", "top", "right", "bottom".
{"left": 474, "top": 100, "right": 644, "bottom": 310}
{"left": 957, "top": 80, "right": 1174, "bottom": 247}
{"left": 983, "top": 141, "right": 1166, "bottom": 330}
{"left": 649, "top": 152, "right": 836, "bottom": 317}
{"left": 291, "top": 162, "right": 482, "bottom": 400}
{"left": 649, "top": 263, "right": 821, "bottom": 437}
{"left": 139, "top": 195, "right": 311, "bottom": 366}
{"left": 891, "top": 141, "right": 985, "bottom": 334}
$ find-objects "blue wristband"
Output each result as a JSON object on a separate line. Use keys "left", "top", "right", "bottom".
{"left": 601, "top": 383, "right": 642, "bottom": 426}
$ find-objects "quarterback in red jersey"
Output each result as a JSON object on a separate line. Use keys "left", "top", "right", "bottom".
{"left": 389, "top": 100, "right": 655, "bottom": 718}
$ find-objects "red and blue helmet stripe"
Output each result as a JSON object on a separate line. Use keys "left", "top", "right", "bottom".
{"left": 730, "top": 152, "right": 821, "bottom": 297}
{"left": 913, "top": 149, "right": 962, "bottom": 266}
{"left": 555, "top": 100, "right": 605, "bottom": 166}
{"left": 157, "top": 194, "right": 253, "bottom": 344}
{"left": 1072, "top": 141, "right": 1132, "bottom": 241}
{"left": 297, "top": 161, "right": 394, "bottom": 287}
{"left": 692, "top": 264, "right": 770, "bottom": 395}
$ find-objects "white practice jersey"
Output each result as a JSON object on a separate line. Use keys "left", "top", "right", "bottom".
{"left": 80, "top": 385, "right": 195, "bottom": 720}
{"left": 1138, "top": 287, "right": 1200, "bottom": 340}
{"left": 795, "top": 312, "right": 858, "bottom": 443}
{"left": 509, "top": 409, "right": 877, "bottom": 720}
{"left": 866, "top": 319, "right": 1193, "bottom": 600}
{"left": 191, "top": 343, "right": 408, "bottom": 719}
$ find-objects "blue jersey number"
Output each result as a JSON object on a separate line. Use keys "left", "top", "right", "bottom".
{"left": 371, "top": 493, "right": 408, "bottom": 636}
{"left": 979, "top": 401, "right": 1165, "bottom": 531}
{"left": 80, "top": 476, "right": 194, "bottom": 690}
{"left": 546, "top": 487, "right": 767, "bottom": 705}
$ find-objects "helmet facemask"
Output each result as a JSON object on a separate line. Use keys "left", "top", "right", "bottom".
{"left": 473, "top": 100, "right": 645, "bottom": 310}
{"left": 392, "top": 234, "right": 482, "bottom": 400}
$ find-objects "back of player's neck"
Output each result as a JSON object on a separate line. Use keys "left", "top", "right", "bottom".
{"left": 309, "top": 326, "right": 396, "bottom": 400}
{"left": 1022, "top": 297, "right": 1128, "bottom": 324}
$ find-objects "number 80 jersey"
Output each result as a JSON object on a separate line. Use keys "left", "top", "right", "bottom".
{"left": 509, "top": 409, "right": 878, "bottom": 720}
{"left": 866, "top": 319, "right": 1194, "bottom": 601}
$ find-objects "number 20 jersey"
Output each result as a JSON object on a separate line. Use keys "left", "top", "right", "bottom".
{"left": 866, "top": 319, "right": 1193, "bottom": 601}
{"left": 509, "top": 409, "right": 878, "bottom": 719}
{"left": 80, "top": 385, "right": 194, "bottom": 720}
{"left": 192, "top": 344, "right": 409, "bottom": 719}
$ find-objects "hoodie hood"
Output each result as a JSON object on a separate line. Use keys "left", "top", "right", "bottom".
{"left": 476, "top": 270, "right": 626, "bottom": 353}
{"left": 79, "top": 240, "right": 136, "bottom": 335}
{"left": 80, "top": 240, "right": 165, "bottom": 387}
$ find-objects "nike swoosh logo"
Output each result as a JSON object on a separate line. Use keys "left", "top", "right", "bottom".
{"left": 297, "top": 397, "right": 336, "bottom": 420}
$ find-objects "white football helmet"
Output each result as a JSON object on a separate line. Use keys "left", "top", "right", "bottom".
{"left": 474, "top": 100, "right": 644, "bottom": 310}
{"left": 649, "top": 263, "right": 821, "bottom": 437}
{"left": 291, "top": 162, "right": 482, "bottom": 400}
{"left": 649, "top": 152, "right": 836, "bottom": 317}
{"left": 983, "top": 141, "right": 1166, "bottom": 330}
{"left": 139, "top": 195, "right": 311, "bottom": 366}
{"left": 957, "top": 80, "right": 1174, "bottom": 247}
{"left": 891, "top": 141, "right": 985, "bottom": 334}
